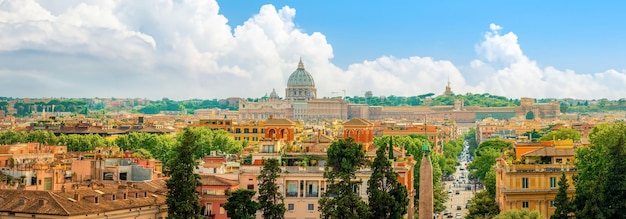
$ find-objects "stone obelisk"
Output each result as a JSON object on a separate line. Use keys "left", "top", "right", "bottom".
{"left": 419, "top": 140, "right": 433, "bottom": 219}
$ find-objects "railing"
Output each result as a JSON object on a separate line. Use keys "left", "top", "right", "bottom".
{"left": 286, "top": 192, "right": 298, "bottom": 197}
{"left": 240, "top": 165, "right": 373, "bottom": 174}
{"left": 502, "top": 163, "right": 577, "bottom": 173}
{"left": 306, "top": 192, "right": 318, "bottom": 197}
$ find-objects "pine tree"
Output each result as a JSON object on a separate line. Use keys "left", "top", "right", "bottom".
{"left": 165, "top": 128, "right": 202, "bottom": 219}
{"left": 258, "top": 158, "right": 286, "bottom": 219}
{"left": 367, "top": 140, "right": 408, "bottom": 219}
{"left": 551, "top": 172, "right": 572, "bottom": 219}
{"left": 223, "top": 189, "right": 260, "bottom": 219}
{"left": 318, "top": 138, "right": 370, "bottom": 219}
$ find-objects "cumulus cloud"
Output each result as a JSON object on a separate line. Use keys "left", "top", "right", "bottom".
{"left": 472, "top": 24, "right": 626, "bottom": 99}
{"left": 0, "top": 1, "right": 624, "bottom": 100}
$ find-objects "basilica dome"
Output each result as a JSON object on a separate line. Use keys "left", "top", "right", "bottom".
{"left": 287, "top": 59, "right": 315, "bottom": 87}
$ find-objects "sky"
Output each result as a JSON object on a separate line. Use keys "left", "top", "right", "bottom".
{"left": 1, "top": 0, "right": 625, "bottom": 100}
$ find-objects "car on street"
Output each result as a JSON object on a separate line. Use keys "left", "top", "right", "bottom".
{"left": 456, "top": 205, "right": 462, "bottom": 210}
{"left": 455, "top": 190, "right": 460, "bottom": 195}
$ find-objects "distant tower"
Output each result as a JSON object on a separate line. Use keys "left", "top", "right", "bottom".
{"left": 442, "top": 75, "right": 453, "bottom": 96}
{"left": 419, "top": 129, "right": 433, "bottom": 219}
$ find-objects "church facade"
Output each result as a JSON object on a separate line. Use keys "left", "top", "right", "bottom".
{"left": 238, "top": 59, "right": 348, "bottom": 122}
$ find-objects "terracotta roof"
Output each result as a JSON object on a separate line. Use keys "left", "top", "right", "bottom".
{"left": 200, "top": 175, "right": 239, "bottom": 186}
{"left": 0, "top": 186, "right": 166, "bottom": 216}
{"left": 303, "top": 133, "right": 334, "bottom": 143}
{"left": 521, "top": 147, "right": 575, "bottom": 157}
{"left": 343, "top": 118, "right": 374, "bottom": 126}
{"left": 264, "top": 118, "right": 296, "bottom": 125}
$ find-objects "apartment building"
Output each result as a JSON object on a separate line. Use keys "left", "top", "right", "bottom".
{"left": 495, "top": 141, "right": 576, "bottom": 218}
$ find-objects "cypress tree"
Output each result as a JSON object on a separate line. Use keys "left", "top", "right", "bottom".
{"left": 366, "top": 139, "right": 408, "bottom": 219}
{"left": 166, "top": 128, "right": 202, "bottom": 219}
{"left": 258, "top": 158, "right": 286, "bottom": 219}
{"left": 551, "top": 172, "right": 572, "bottom": 219}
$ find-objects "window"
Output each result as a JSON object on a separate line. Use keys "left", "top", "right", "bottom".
{"left": 550, "top": 177, "right": 557, "bottom": 188}
{"left": 247, "top": 184, "right": 254, "bottom": 190}
{"left": 522, "top": 178, "right": 529, "bottom": 189}
{"left": 288, "top": 203, "right": 295, "bottom": 211}
{"left": 219, "top": 204, "right": 225, "bottom": 214}
{"left": 119, "top": 172, "right": 128, "bottom": 181}
{"left": 95, "top": 197, "right": 99, "bottom": 204}
{"left": 112, "top": 194, "right": 116, "bottom": 201}
{"left": 522, "top": 201, "right": 529, "bottom": 208}
{"left": 308, "top": 204, "right": 315, "bottom": 211}
{"left": 287, "top": 182, "right": 298, "bottom": 197}
{"left": 550, "top": 200, "right": 555, "bottom": 208}
{"left": 262, "top": 145, "right": 274, "bottom": 153}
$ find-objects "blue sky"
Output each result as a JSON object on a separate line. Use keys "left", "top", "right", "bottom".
{"left": 218, "top": 0, "right": 626, "bottom": 73}
{"left": 0, "top": 0, "right": 625, "bottom": 100}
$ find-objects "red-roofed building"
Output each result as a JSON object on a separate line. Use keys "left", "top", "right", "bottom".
{"left": 198, "top": 175, "right": 239, "bottom": 219}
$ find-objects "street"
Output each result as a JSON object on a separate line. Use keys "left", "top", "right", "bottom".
{"left": 439, "top": 141, "right": 480, "bottom": 219}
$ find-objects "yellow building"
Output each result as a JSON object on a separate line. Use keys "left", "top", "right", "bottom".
{"left": 495, "top": 141, "right": 576, "bottom": 219}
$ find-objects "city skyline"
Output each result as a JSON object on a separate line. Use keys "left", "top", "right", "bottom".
{"left": 1, "top": 1, "right": 625, "bottom": 100}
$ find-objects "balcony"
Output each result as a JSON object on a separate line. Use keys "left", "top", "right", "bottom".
{"left": 286, "top": 192, "right": 298, "bottom": 197}
{"left": 498, "top": 159, "right": 576, "bottom": 173}
{"left": 306, "top": 192, "right": 318, "bottom": 197}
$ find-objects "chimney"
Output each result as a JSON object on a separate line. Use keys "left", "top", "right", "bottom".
{"left": 74, "top": 191, "right": 80, "bottom": 201}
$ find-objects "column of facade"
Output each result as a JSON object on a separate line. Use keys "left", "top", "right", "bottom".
{"left": 318, "top": 180, "right": 321, "bottom": 198}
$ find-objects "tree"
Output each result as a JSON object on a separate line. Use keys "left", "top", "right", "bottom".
{"left": 494, "top": 209, "right": 545, "bottom": 219}
{"left": 539, "top": 128, "right": 582, "bottom": 142}
{"left": 551, "top": 172, "right": 572, "bottom": 219}
{"left": 165, "top": 128, "right": 202, "bottom": 219}
{"left": 525, "top": 111, "right": 535, "bottom": 120}
{"left": 465, "top": 191, "right": 499, "bottom": 219}
{"left": 367, "top": 140, "right": 408, "bottom": 219}
{"left": 469, "top": 148, "right": 501, "bottom": 181}
{"left": 484, "top": 167, "right": 497, "bottom": 199}
{"left": 574, "top": 123, "right": 626, "bottom": 218}
{"left": 257, "top": 158, "right": 285, "bottom": 219}
{"left": 223, "top": 189, "right": 260, "bottom": 219}
{"left": 318, "top": 138, "right": 370, "bottom": 219}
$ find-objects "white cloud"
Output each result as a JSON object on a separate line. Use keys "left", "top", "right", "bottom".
{"left": 0, "top": 1, "right": 624, "bottom": 100}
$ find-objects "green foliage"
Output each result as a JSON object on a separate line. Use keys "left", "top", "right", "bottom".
{"left": 574, "top": 123, "right": 626, "bottom": 218}
{"left": 470, "top": 149, "right": 501, "bottom": 181}
{"left": 166, "top": 128, "right": 203, "bottom": 219}
{"left": 539, "top": 128, "right": 582, "bottom": 142}
{"left": 9, "top": 99, "right": 88, "bottom": 117}
{"left": 525, "top": 111, "right": 535, "bottom": 120}
{"left": 57, "top": 134, "right": 112, "bottom": 151}
{"left": 465, "top": 128, "right": 478, "bottom": 155}
{"left": 376, "top": 135, "right": 447, "bottom": 215}
{"left": 223, "top": 189, "right": 260, "bottom": 219}
{"left": 257, "top": 158, "right": 285, "bottom": 219}
{"left": 132, "top": 148, "right": 154, "bottom": 159}
{"left": 484, "top": 167, "right": 496, "bottom": 199}
{"left": 367, "top": 141, "right": 408, "bottom": 219}
{"left": 173, "top": 127, "right": 243, "bottom": 159}
{"left": 551, "top": 172, "right": 572, "bottom": 219}
{"left": 318, "top": 138, "right": 370, "bottom": 219}
{"left": 494, "top": 209, "right": 545, "bottom": 219}
{"left": 523, "top": 129, "right": 542, "bottom": 142}
{"left": 469, "top": 139, "right": 510, "bottom": 181}
{"left": 114, "top": 132, "right": 176, "bottom": 163}
{"left": 465, "top": 191, "right": 500, "bottom": 219}
{"left": 343, "top": 93, "right": 516, "bottom": 107}
{"left": 566, "top": 98, "right": 626, "bottom": 113}
{"left": 138, "top": 98, "right": 236, "bottom": 114}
